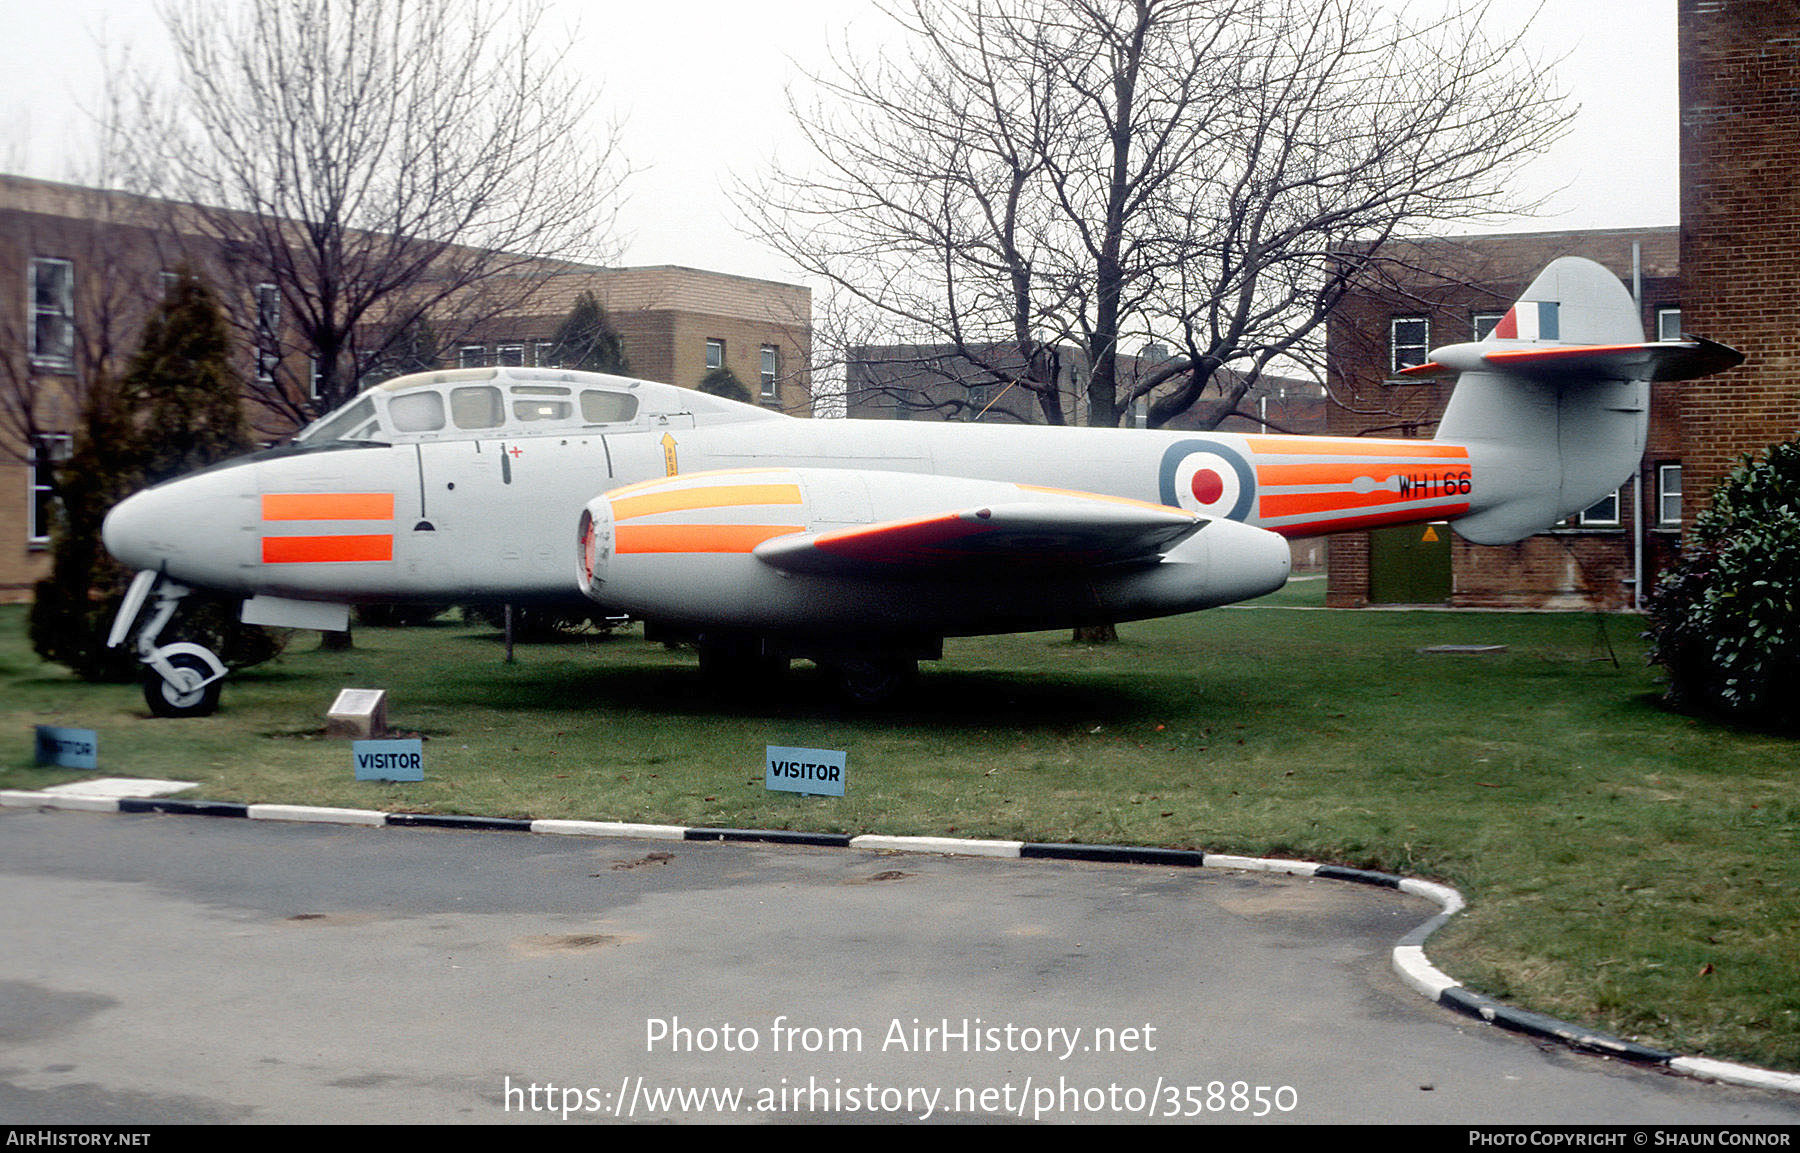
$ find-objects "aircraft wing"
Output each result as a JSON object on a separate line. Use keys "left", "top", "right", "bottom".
{"left": 751, "top": 491, "right": 1204, "bottom": 577}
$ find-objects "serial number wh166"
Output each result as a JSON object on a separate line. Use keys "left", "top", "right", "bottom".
{"left": 1395, "top": 472, "right": 1473, "bottom": 499}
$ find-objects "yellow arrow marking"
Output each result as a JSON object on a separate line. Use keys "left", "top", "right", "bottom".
{"left": 662, "top": 433, "right": 678, "bottom": 476}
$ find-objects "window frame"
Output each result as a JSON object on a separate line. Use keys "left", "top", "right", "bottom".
{"left": 1578, "top": 489, "right": 1622, "bottom": 528}
{"left": 1390, "top": 316, "right": 1429, "bottom": 373}
{"left": 255, "top": 282, "right": 281, "bottom": 382}
{"left": 759, "top": 344, "right": 779, "bottom": 401}
{"left": 1657, "top": 463, "right": 1683, "bottom": 528}
{"left": 27, "top": 433, "right": 72, "bottom": 545}
{"left": 705, "top": 338, "right": 724, "bottom": 373}
{"left": 28, "top": 257, "right": 75, "bottom": 370}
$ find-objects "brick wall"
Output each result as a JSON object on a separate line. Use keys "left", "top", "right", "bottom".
{"left": 1679, "top": 0, "right": 1800, "bottom": 510}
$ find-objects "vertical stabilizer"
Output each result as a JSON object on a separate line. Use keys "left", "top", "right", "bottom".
{"left": 1428, "top": 257, "right": 1649, "bottom": 544}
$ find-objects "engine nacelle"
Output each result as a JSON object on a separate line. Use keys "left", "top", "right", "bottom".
{"left": 576, "top": 468, "right": 1289, "bottom": 638}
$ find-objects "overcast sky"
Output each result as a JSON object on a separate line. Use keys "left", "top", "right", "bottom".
{"left": 0, "top": 0, "right": 1680, "bottom": 287}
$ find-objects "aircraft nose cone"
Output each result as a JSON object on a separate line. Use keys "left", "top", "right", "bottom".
{"left": 102, "top": 488, "right": 168, "bottom": 572}
{"left": 102, "top": 466, "right": 259, "bottom": 585}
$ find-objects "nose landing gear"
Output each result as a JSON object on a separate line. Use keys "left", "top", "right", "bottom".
{"left": 108, "top": 571, "right": 229, "bottom": 718}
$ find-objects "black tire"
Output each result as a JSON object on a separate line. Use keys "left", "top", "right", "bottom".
{"left": 144, "top": 652, "right": 223, "bottom": 718}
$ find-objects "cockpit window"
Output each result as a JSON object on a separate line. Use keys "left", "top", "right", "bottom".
{"left": 581, "top": 390, "right": 638, "bottom": 424}
{"left": 298, "top": 396, "right": 379, "bottom": 444}
{"left": 388, "top": 390, "right": 446, "bottom": 432}
{"left": 514, "top": 399, "right": 571, "bottom": 422}
{"left": 450, "top": 386, "right": 504, "bottom": 429}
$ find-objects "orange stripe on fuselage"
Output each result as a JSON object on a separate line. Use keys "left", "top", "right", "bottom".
{"left": 1259, "top": 487, "right": 1462, "bottom": 520}
{"left": 1254, "top": 462, "right": 1413, "bottom": 487}
{"left": 1246, "top": 436, "right": 1469, "bottom": 459}
{"left": 262, "top": 493, "right": 395, "bottom": 521}
{"left": 614, "top": 524, "right": 805, "bottom": 554}
{"left": 262, "top": 534, "right": 394, "bottom": 564}
{"left": 610, "top": 483, "right": 803, "bottom": 523}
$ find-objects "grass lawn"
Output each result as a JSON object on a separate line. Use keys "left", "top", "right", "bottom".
{"left": 4, "top": 588, "right": 1797, "bottom": 1071}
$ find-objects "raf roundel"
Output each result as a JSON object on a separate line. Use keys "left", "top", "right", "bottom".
{"left": 1158, "top": 440, "right": 1256, "bottom": 522}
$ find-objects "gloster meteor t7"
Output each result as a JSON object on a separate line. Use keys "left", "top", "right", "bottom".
{"left": 102, "top": 257, "right": 1742, "bottom": 714}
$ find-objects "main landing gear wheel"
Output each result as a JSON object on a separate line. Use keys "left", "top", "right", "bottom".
{"left": 144, "top": 652, "right": 223, "bottom": 718}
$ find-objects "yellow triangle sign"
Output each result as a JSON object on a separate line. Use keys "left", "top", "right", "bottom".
{"left": 1421, "top": 526, "right": 1440, "bottom": 542}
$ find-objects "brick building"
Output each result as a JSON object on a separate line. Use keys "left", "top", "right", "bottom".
{"left": 0, "top": 174, "right": 811, "bottom": 601}
{"left": 1324, "top": 228, "right": 1685, "bottom": 609}
{"left": 1324, "top": 2, "right": 1800, "bottom": 609}
{"left": 1678, "top": 0, "right": 1800, "bottom": 510}
{"left": 443, "top": 266, "right": 811, "bottom": 413}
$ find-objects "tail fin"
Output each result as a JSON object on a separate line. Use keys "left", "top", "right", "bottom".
{"left": 1402, "top": 256, "right": 1741, "bottom": 545}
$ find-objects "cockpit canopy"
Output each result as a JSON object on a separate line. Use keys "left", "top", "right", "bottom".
{"left": 292, "top": 366, "right": 777, "bottom": 446}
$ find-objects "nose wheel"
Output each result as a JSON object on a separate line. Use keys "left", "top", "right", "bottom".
{"left": 144, "top": 651, "right": 224, "bottom": 718}
{"left": 109, "top": 572, "right": 230, "bottom": 718}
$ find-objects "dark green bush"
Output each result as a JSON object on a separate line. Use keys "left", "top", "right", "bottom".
{"left": 1647, "top": 439, "right": 1800, "bottom": 729}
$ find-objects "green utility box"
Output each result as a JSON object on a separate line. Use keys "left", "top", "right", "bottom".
{"left": 1368, "top": 522, "right": 1452, "bottom": 604}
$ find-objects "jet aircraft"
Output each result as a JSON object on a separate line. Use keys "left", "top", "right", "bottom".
{"left": 102, "top": 257, "right": 1742, "bottom": 714}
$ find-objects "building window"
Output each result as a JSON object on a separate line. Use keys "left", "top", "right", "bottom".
{"left": 29, "top": 258, "right": 75, "bottom": 370}
{"left": 705, "top": 339, "right": 724, "bottom": 372}
{"left": 28, "top": 434, "right": 72, "bottom": 545}
{"left": 497, "top": 343, "right": 525, "bottom": 367}
{"left": 255, "top": 283, "right": 281, "bottom": 382}
{"left": 1579, "top": 489, "right": 1621, "bottom": 527}
{"left": 1658, "top": 464, "right": 1682, "bottom": 527}
{"left": 458, "top": 345, "right": 486, "bottom": 369}
{"left": 1473, "top": 312, "right": 1504, "bottom": 340}
{"left": 1390, "top": 317, "right": 1429, "bottom": 372}
{"left": 1657, "top": 308, "right": 1683, "bottom": 341}
{"left": 760, "top": 345, "right": 779, "bottom": 401}
{"left": 534, "top": 341, "right": 556, "bottom": 368}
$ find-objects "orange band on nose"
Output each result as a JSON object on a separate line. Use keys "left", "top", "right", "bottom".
{"left": 262, "top": 493, "right": 395, "bottom": 521}
{"left": 262, "top": 534, "right": 395, "bottom": 563}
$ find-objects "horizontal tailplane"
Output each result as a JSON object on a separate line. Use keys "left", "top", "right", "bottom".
{"left": 1405, "top": 257, "right": 1742, "bottom": 545}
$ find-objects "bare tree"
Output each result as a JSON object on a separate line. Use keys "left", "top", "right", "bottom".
{"left": 743, "top": 0, "right": 1566, "bottom": 428}
{"left": 120, "top": 0, "right": 628, "bottom": 425}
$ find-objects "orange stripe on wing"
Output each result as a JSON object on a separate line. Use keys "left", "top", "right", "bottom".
{"left": 263, "top": 534, "right": 394, "bottom": 564}
{"left": 611, "top": 484, "right": 803, "bottom": 522}
{"left": 262, "top": 493, "right": 395, "bottom": 521}
{"left": 810, "top": 513, "right": 993, "bottom": 563}
{"left": 615, "top": 524, "right": 805, "bottom": 554}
